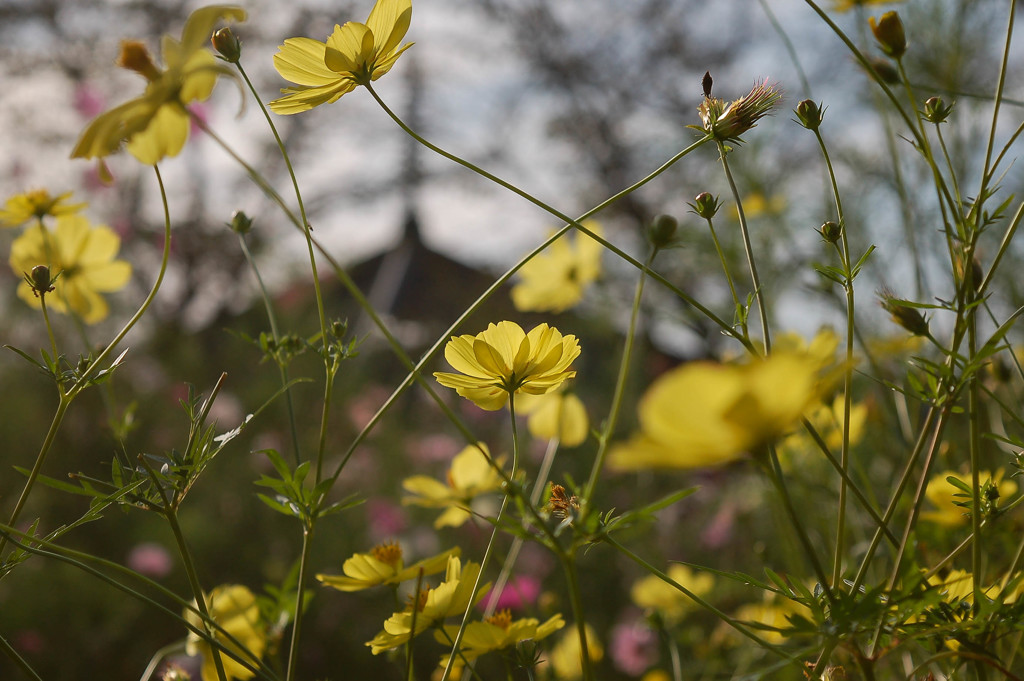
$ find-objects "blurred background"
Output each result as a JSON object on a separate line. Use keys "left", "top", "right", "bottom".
{"left": 1, "top": 0, "right": 1023, "bottom": 678}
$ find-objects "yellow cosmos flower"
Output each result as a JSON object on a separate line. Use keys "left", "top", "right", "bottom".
{"left": 921, "top": 470, "right": 1017, "bottom": 527}
{"left": 630, "top": 564, "right": 714, "bottom": 624}
{"left": 402, "top": 445, "right": 505, "bottom": 528}
{"left": 71, "top": 5, "right": 245, "bottom": 165}
{"left": 434, "top": 321, "right": 581, "bottom": 411}
{"left": 436, "top": 610, "right": 564, "bottom": 671}
{"left": 184, "top": 584, "right": 266, "bottom": 681}
{"left": 367, "top": 555, "right": 489, "bottom": 654}
{"left": 269, "top": 0, "right": 413, "bottom": 114}
{"left": 317, "top": 543, "right": 458, "bottom": 591}
{"left": 10, "top": 215, "right": 132, "bottom": 323}
{"left": 543, "top": 624, "right": 603, "bottom": 680}
{"left": 0, "top": 189, "right": 85, "bottom": 228}
{"left": 731, "top": 593, "right": 812, "bottom": 645}
{"left": 516, "top": 389, "right": 590, "bottom": 447}
{"left": 511, "top": 221, "right": 603, "bottom": 313}
{"left": 609, "top": 350, "right": 829, "bottom": 471}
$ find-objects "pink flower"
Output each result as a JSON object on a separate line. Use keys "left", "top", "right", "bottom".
{"left": 127, "top": 542, "right": 173, "bottom": 578}
{"left": 73, "top": 83, "right": 106, "bottom": 118}
{"left": 479, "top": 575, "right": 541, "bottom": 612}
{"left": 366, "top": 498, "right": 407, "bottom": 539}
{"left": 610, "top": 620, "right": 658, "bottom": 676}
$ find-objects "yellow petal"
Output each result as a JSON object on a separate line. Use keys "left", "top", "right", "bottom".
{"left": 366, "top": 0, "right": 412, "bottom": 57}
{"left": 126, "top": 104, "right": 190, "bottom": 164}
{"left": 273, "top": 38, "right": 340, "bottom": 86}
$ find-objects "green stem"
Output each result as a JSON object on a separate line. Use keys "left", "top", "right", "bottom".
{"left": 0, "top": 631, "right": 43, "bottom": 681}
{"left": 705, "top": 216, "right": 744, "bottom": 330}
{"left": 561, "top": 553, "right": 594, "bottom": 681}
{"left": 717, "top": 141, "right": 770, "bottom": 354}
{"left": 580, "top": 248, "right": 654, "bottom": 518}
{"left": 285, "top": 526, "right": 313, "bottom": 681}
{"left": 237, "top": 234, "right": 302, "bottom": 464}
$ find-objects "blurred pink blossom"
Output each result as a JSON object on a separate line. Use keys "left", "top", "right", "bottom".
{"left": 73, "top": 83, "right": 106, "bottom": 118}
{"left": 366, "top": 498, "right": 407, "bottom": 539}
{"left": 479, "top": 575, "right": 540, "bottom": 612}
{"left": 407, "top": 433, "right": 460, "bottom": 463}
{"left": 127, "top": 542, "right": 173, "bottom": 578}
{"left": 610, "top": 619, "right": 658, "bottom": 676}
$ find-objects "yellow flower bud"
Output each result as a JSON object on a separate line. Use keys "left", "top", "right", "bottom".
{"left": 869, "top": 11, "right": 907, "bottom": 59}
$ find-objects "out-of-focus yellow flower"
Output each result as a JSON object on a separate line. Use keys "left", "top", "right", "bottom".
{"left": 402, "top": 445, "right": 505, "bottom": 528}
{"left": 832, "top": 0, "right": 904, "bottom": 12}
{"left": 641, "top": 672, "right": 672, "bottom": 681}
{"left": 10, "top": 215, "right": 132, "bottom": 323}
{"left": 436, "top": 610, "right": 564, "bottom": 671}
{"left": 630, "top": 564, "right": 714, "bottom": 624}
{"left": 731, "top": 594, "right": 812, "bottom": 645}
{"left": 317, "top": 543, "right": 457, "bottom": 591}
{"left": 434, "top": 321, "right": 580, "bottom": 411}
{"left": 184, "top": 584, "right": 266, "bottom": 681}
{"left": 269, "top": 0, "right": 413, "bottom": 114}
{"left": 71, "top": 6, "right": 245, "bottom": 165}
{"left": 921, "top": 470, "right": 1017, "bottom": 527}
{"left": 786, "top": 393, "right": 867, "bottom": 454}
{"left": 0, "top": 190, "right": 85, "bottom": 228}
{"left": 543, "top": 624, "right": 603, "bottom": 680}
{"left": 729, "top": 193, "right": 786, "bottom": 220}
{"left": 511, "top": 221, "right": 603, "bottom": 313}
{"left": 367, "top": 555, "right": 489, "bottom": 654}
{"left": 516, "top": 389, "right": 590, "bottom": 447}
{"left": 609, "top": 349, "right": 830, "bottom": 471}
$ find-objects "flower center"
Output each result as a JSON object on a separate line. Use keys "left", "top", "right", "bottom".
{"left": 485, "top": 609, "right": 513, "bottom": 631}
{"left": 371, "top": 541, "right": 403, "bottom": 567}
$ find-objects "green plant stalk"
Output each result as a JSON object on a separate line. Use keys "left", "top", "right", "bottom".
{"left": 968, "top": 308, "right": 984, "bottom": 610}
{"left": 0, "top": 526, "right": 275, "bottom": 681}
{"left": 137, "top": 454, "right": 229, "bottom": 681}
{"left": 580, "top": 248, "right": 654, "bottom": 519}
{"left": 1, "top": 164, "right": 174, "bottom": 560}
{"left": 705, "top": 216, "right": 744, "bottom": 332}
{"left": 439, "top": 400, "right": 523, "bottom": 681}
{"left": 810, "top": 124, "right": 858, "bottom": 593}
{"left": 285, "top": 526, "right": 313, "bottom": 681}
{"left": 238, "top": 234, "right": 303, "bottom": 463}
{"left": 561, "top": 552, "right": 594, "bottom": 681}
{"left": 0, "top": 631, "right": 43, "bottom": 681}
{"left": 139, "top": 641, "right": 187, "bottom": 681}
{"left": 717, "top": 141, "right": 770, "bottom": 354}
{"left": 601, "top": 534, "right": 796, "bottom": 662}
{"left": 38, "top": 294, "right": 59, "bottom": 372}
{"left": 975, "top": 0, "right": 1017, "bottom": 222}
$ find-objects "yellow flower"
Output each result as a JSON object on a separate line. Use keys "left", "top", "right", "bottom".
{"left": 317, "top": 543, "right": 458, "bottom": 591}
{"left": 609, "top": 350, "right": 828, "bottom": 470}
{"left": 367, "top": 555, "right": 490, "bottom": 654}
{"left": 269, "top": 0, "right": 413, "bottom": 114}
{"left": 511, "top": 221, "right": 603, "bottom": 313}
{"left": 630, "top": 564, "right": 714, "bottom": 624}
{"left": 184, "top": 584, "right": 266, "bottom": 681}
{"left": 516, "top": 389, "right": 590, "bottom": 447}
{"left": 783, "top": 393, "right": 867, "bottom": 455}
{"left": 434, "top": 321, "right": 581, "bottom": 411}
{"left": 10, "top": 215, "right": 132, "bottom": 323}
{"left": 436, "top": 610, "right": 564, "bottom": 670}
{"left": 921, "top": 470, "right": 1017, "bottom": 527}
{"left": 0, "top": 189, "right": 85, "bottom": 228}
{"left": 402, "top": 445, "right": 505, "bottom": 528}
{"left": 543, "top": 624, "right": 603, "bottom": 680}
{"left": 71, "top": 6, "right": 245, "bottom": 165}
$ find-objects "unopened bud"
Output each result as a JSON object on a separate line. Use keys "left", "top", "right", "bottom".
{"left": 923, "top": 96, "right": 953, "bottom": 124}
{"left": 818, "top": 221, "right": 842, "bottom": 244}
{"left": 212, "top": 27, "right": 242, "bottom": 63}
{"left": 647, "top": 214, "right": 679, "bottom": 248}
{"left": 228, "top": 210, "right": 253, "bottom": 234}
{"left": 864, "top": 57, "right": 900, "bottom": 85}
{"left": 689, "top": 192, "right": 721, "bottom": 220}
{"left": 29, "top": 265, "right": 54, "bottom": 295}
{"left": 795, "top": 100, "right": 824, "bottom": 131}
{"left": 878, "top": 289, "right": 929, "bottom": 336}
{"left": 869, "top": 11, "right": 907, "bottom": 59}
{"left": 117, "top": 40, "right": 160, "bottom": 81}
{"left": 331, "top": 319, "right": 348, "bottom": 339}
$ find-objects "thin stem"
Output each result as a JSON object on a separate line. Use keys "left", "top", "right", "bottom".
{"left": 285, "top": 527, "right": 313, "bottom": 681}
{"left": 717, "top": 141, "right": 770, "bottom": 354}
{"left": 705, "top": 216, "right": 744, "bottom": 328}
{"left": 561, "top": 553, "right": 594, "bottom": 681}
{"left": 39, "top": 295, "right": 59, "bottom": 371}
{"left": 0, "top": 631, "right": 44, "bottom": 681}
{"left": 580, "top": 248, "right": 654, "bottom": 518}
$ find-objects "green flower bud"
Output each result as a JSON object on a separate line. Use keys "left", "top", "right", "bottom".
{"left": 923, "top": 96, "right": 953, "bottom": 124}
{"left": 795, "top": 100, "right": 824, "bottom": 131}
{"left": 864, "top": 57, "right": 900, "bottom": 85}
{"left": 331, "top": 319, "right": 348, "bottom": 339}
{"left": 228, "top": 210, "right": 253, "bottom": 234}
{"left": 647, "top": 214, "right": 679, "bottom": 249}
{"left": 212, "top": 27, "right": 242, "bottom": 63}
{"left": 878, "top": 288, "right": 929, "bottom": 336}
{"left": 869, "top": 11, "right": 907, "bottom": 59}
{"left": 689, "top": 192, "right": 721, "bottom": 220}
{"left": 26, "top": 265, "right": 56, "bottom": 297}
{"left": 818, "top": 220, "right": 842, "bottom": 244}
